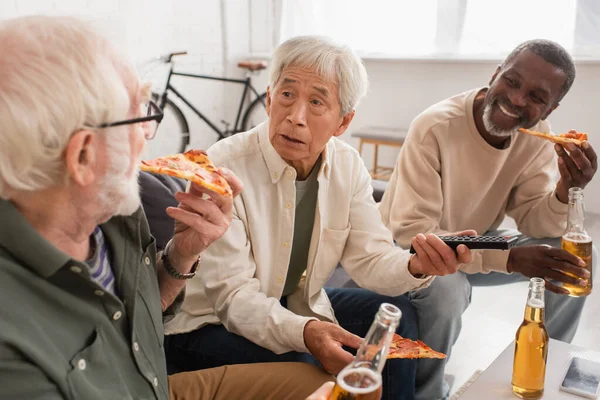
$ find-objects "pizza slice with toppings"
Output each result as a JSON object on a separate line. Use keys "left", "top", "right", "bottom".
{"left": 519, "top": 128, "right": 588, "bottom": 146}
{"left": 140, "top": 149, "right": 232, "bottom": 196}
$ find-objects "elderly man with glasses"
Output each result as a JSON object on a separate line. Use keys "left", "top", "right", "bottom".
{"left": 0, "top": 16, "right": 334, "bottom": 400}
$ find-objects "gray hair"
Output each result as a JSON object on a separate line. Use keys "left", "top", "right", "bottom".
{"left": 269, "top": 36, "right": 369, "bottom": 115}
{"left": 502, "top": 39, "right": 576, "bottom": 104}
{"left": 0, "top": 16, "right": 132, "bottom": 199}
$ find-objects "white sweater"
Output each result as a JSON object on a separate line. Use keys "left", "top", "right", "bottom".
{"left": 379, "top": 88, "right": 568, "bottom": 273}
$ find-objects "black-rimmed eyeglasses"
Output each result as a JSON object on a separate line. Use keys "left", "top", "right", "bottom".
{"left": 99, "top": 100, "right": 164, "bottom": 140}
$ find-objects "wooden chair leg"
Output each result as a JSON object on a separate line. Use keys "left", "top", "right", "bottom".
{"left": 358, "top": 139, "right": 364, "bottom": 157}
{"left": 373, "top": 144, "right": 379, "bottom": 177}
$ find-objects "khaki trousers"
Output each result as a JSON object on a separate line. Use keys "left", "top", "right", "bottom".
{"left": 168, "top": 362, "right": 333, "bottom": 400}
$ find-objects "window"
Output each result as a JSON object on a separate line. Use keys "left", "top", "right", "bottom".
{"left": 278, "top": 0, "right": 600, "bottom": 60}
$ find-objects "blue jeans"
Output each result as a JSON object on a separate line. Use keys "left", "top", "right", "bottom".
{"left": 165, "top": 287, "right": 418, "bottom": 400}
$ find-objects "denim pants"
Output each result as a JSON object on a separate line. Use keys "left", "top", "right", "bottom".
{"left": 165, "top": 287, "right": 419, "bottom": 400}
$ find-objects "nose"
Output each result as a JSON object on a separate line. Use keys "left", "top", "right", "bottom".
{"left": 506, "top": 89, "right": 527, "bottom": 108}
{"left": 287, "top": 101, "right": 307, "bottom": 127}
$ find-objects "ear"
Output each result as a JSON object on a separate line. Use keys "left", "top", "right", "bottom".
{"left": 542, "top": 103, "right": 559, "bottom": 120}
{"left": 489, "top": 65, "right": 501, "bottom": 86}
{"left": 65, "top": 129, "right": 98, "bottom": 186}
{"left": 266, "top": 86, "right": 272, "bottom": 117}
{"left": 333, "top": 110, "right": 355, "bottom": 138}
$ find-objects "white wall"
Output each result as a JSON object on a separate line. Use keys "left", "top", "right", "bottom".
{"left": 0, "top": 0, "right": 273, "bottom": 159}
{"left": 347, "top": 59, "right": 600, "bottom": 213}
{"left": 3, "top": 1, "right": 599, "bottom": 213}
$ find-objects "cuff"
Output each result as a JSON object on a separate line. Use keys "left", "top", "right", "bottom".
{"left": 482, "top": 249, "right": 511, "bottom": 273}
{"left": 401, "top": 258, "right": 435, "bottom": 288}
{"left": 162, "top": 287, "right": 186, "bottom": 324}
{"left": 548, "top": 189, "right": 569, "bottom": 215}
{"left": 291, "top": 317, "right": 319, "bottom": 353}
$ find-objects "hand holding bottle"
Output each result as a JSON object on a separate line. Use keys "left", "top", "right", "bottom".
{"left": 303, "top": 321, "right": 363, "bottom": 375}
{"left": 507, "top": 245, "right": 589, "bottom": 294}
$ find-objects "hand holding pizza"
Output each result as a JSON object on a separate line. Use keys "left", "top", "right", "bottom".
{"left": 166, "top": 167, "right": 243, "bottom": 268}
{"left": 554, "top": 138, "right": 598, "bottom": 203}
{"left": 408, "top": 230, "right": 476, "bottom": 277}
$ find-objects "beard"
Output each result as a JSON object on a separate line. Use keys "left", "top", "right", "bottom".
{"left": 98, "top": 130, "right": 142, "bottom": 217}
{"left": 482, "top": 98, "right": 527, "bottom": 138}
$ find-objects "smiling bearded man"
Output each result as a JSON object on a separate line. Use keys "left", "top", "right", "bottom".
{"left": 379, "top": 39, "right": 598, "bottom": 399}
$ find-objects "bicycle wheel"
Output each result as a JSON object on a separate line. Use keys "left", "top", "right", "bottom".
{"left": 241, "top": 93, "right": 268, "bottom": 132}
{"left": 143, "top": 94, "right": 190, "bottom": 159}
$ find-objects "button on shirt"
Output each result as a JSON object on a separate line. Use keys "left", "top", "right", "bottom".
{"left": 0, "top": 202, "right": 179, "bottom": 400}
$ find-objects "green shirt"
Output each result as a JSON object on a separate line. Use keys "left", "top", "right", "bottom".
{"left": 282, "top": 161, "right": 320, "bottom": 296}
{"left": 0, "top": 199, "right": 179, "bottom": 400}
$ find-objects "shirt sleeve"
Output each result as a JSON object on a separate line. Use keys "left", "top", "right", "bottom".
{"left": 505, "top": 142, "right": 568, "bottom": 238}
{"left": 339, "top": 158, "right": 434, "bottom": 295}
{"left": 0, "top": 344, "right": 63, "bottom": 400}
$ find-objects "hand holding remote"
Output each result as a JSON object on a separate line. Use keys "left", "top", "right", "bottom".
{"left": 408, "top": 230, "right": 476, "bottom": 277}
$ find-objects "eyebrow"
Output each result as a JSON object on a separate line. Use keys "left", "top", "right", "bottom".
{"left": 280, "top": 77, "right": 330, "bottom": 97}
{"left": 313, "top": 85, "right": 329, "bottom": 97}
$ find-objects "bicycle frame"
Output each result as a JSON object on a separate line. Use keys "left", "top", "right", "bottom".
{"left": 158, "top": 63, "right": 266, "bottom": 140}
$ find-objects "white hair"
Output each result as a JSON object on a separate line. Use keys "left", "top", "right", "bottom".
{"left": 0, "top": 16, "right": 132, "bottom": 199}
{"left": 269, "top": 36, "right": 369, "bottom": 115}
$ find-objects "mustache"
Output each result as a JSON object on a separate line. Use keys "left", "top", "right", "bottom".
{"left": 490, "top": 97, "right": 527, "bottom": 123}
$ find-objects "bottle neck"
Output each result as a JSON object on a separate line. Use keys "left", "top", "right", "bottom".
{"left": 524, "top": 283, "right": 545, "bottom": 323}
{"left": 567, "top": 199, "right": 585, "bottom": 231}
{"left": 524, "top": 302, "right": 545, "bottom": 323}
{"left": 353, "top": 309, "right": 400, "bottom": 373}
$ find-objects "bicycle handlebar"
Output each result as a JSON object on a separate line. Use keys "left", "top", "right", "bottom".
{"left": 162, "top": 51, "right": 188, "bottom": 63}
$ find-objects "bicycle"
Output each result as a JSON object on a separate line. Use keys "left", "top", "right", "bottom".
{"left": 148, "top": 51, "right": 268, "bottom": 155}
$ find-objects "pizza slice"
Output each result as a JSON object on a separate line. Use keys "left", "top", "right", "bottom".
{"left": 140, "top": 150, "right": 232, "bottom": 197}
{"left": 519, "top": 128, "right": 588, "bottom": 146}
{"left": 387, "top": 333, "right": 446, "bottom": 359}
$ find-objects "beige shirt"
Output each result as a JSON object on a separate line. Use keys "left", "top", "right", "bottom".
{"left": 165, "top": 122, "right": 432, "bottom": 353}
{"left": 379, "top": 88, "right": 568, "bottom": 274}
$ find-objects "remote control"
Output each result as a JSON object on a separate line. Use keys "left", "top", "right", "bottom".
{"left": 409, "top": 235, "right": 519, "bottom": 254}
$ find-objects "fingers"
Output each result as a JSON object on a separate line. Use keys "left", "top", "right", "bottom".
{"left": 582, "top": 141, "right": 598, "bottom": 172}
{"left": 326, "top": 345, "right": 355, "bottom": 374}
{"left": 545, "top": 247, "right": 587, "bottom": 273}
{"left": 174, "top": 192, "right": 226, "bottom": 225}
{"left": 456, "top": 244, "right": 473, "bottom": 264}
{"left": 556, "top": 144, "right": 584, "bottom": 183}
{"left": 218, "top": 167, "right": 244, "bottom": 197}
{"left": 306, "top": 382, "right": 335, "bottom": 400}
{"left": 555, "top": 143, "right": 596, "bottom": 184}
{"left": 451, "top": 229, "right": 477, "bottom": 237}
{"left": 166, "top": 205, "right": 215, "bottom": 232}
{"left": 333, "top": 327, "right": 363, "bottom": 350}
{"left": 543, "top": 279, "right": 570, "bottom": 295}
{"left": 187, "top": 182, "right": 235, "bottom": 214}
{"left": 414, "top": 234, "right": 461, "bottom": 275}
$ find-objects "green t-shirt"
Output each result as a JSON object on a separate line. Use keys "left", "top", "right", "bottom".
{"left": 282, "top": 160, "right": 320, "bottom": 296}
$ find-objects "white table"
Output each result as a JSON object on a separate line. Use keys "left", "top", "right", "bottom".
{"left": 459, "top": 339, "right": 600, "bottom": 399}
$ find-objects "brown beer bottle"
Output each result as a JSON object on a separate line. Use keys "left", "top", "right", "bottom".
{"left": 328, "top": 303, "right": 401, "bottom": 400}
{"left": 512, "top": 277, "right": 549, "bottom": 399}
{"left": 561, "top": 187, "right": 593, "bottom": 296}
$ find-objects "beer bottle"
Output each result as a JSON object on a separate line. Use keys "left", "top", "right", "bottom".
{"left": 512, "top": 277, "right": 549, "bottom": 399}
{"left": 328, "top": 303, "right": 401, "bottom": 400}
{"left": 561, "top": 187, "right": 593, "bottom": 296}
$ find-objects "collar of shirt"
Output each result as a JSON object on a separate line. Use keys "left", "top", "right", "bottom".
{"left": 257, "top": 121, "right": 332, "bottom": 183}
{"left": 0, "top": 199, "right": 144, "bottom": 279}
